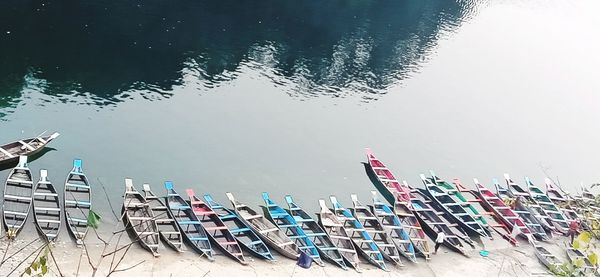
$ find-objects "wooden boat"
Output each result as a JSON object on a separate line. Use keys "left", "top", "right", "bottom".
{"left": 142, "top": 184, "right": 184, "bottom": 252}
{"left": 410, "top": 187, "right": 471, "bottom": 256}
{"left": 284, "top": 195, "right": 346, "bottom": 269}
{"left": 33, "top": 169, "right": 61, "bottom": 242}
{"left": 565, "top": 243, "right": 596, "bottom": 274}
{"left": 122, "top": 178, "right": 160, "bottom": 257}
{"left": 187, "top": 189, "right": 246, "bottom": 264}
{"left": 0, "top": 132, "right": 60, "bottom": 166}
{"left": 164, "top": 182, "right": 213, "bottom": 260}
{"left": 350, "top": 194, "right": 403, "bottom": 267}
{"left": 317, "top": 199, "right": 361, "bottom": 271}
{"left": 491, "top": 179, "right": 548, "bottom": 241}
{"left": 369, "top": 191, "right": 418, "bottom": 263}
{"left": 262, "top": 193, "right": 323, "bottom": 266}
{"left": 203, "top": 194, "right": 274, "bottom": 261}
{"left": 329, "top": 196, "right": 387, "bottom": 271}
{"left": 453, "top": 179, "right": 517, "bottom": 246}
{"left": 423, "top": 173, "right": 489, "bottom": 238}
{"left": 364, "top": 149, "right": 431, "bottom": 259}
{"left": 503, "top": 174, "right": 556, "bottom": 234}
{"left": 226, "top": 192, "right": 299, "bottom": 260}
{"left": 531, "top": 241, "right": 562, "bottom": 271}
{"left": 2, "top": 156, "right": 33, "bottom": 238}
{"left": 64, "top": 159, "right": 91, "bottom": 245}
{"left": 544, "top": 179, "right": 582, "bottom": 224}
{"left": 525, "top": 177, "right": 569, "bottom": 234}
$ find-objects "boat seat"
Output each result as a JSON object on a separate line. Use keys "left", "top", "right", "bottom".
{"left": 0, "top": 148, "right": 15, "bottom": 157}
{"left": 230, "top": 227, "right": 251, "bottom": 234}
{"left": 34, "top": 192, "right": 59, "bottom": 197}
{"left": 18, "top": 140, "right": 36, "bottom": 151}
{"left": 35, "top": 207, "right": 60, "bottom": 212}
{"left": 278, "top": 224, "right": 297, "bottom": 229}
{"left": 178, "top": 220, "right": 201, "bottom": 225}
{"left": 318, "top": 246, "right": 338, "bottom": 251}
{"left": 363, "top": 250, "right": 380, "bottom": 254}
{"left": 219, "top": 214, "right": 237, "bottom": 220}
{"left": 288, "top": 235, "right": 306, "bottom": 240}
{"left": 244, "top": 214, "right": 262, "bottom": 220}
{"left": 7, "top": 179, "right": 33, "bottom": 185}
{"left": 204, "top": 226, "right": 228, "bottom": 231}
{"left": 386, "top": 225, "right": 403, "bottom": 229}
{"left": 65, "top": 183, "right": 90, "bottom": 189}
{"left": 293, "top": 218, "right": 313, "bottom": 223}
{"left": 298, "top": 245, "right": 316, "bottom": 250}
{"left": 68, "top": 218, "right": 88, "bottom": 223}
{"left": 129, "top": 216, "right": 153, "bottom": 221}
{"left": 378, "top": 243, "right": 395, "bottom": 247}
{"left": 4, "top": 195, "right": 32, "bottom": 202}
{"left": 65, "top": 200, "right": 91, "bottom": 206}
{"left": 37, "top": 219, "right": 61, "bottom": 224}
{"left": 161, "top": 231, "right": 181, "bottom": 235}
{"left": 270, "top": 212, "right": 289, "bottom": 218}
{"left": 259, "top": 227, "right": 279, "bottom": 234}
{"left": 328, "top": 235, "right": 350, "bottom": 240}
{"left": 306, "top": 232, "right": 327, "bottom": 237}
{"left": 170, "top": 205, "right": 191, "bottom": 210}
{"left": 4, "top": 210, "right": 28, "bottom": 217}
{"left": 337, "top": 248, "right": 356, "bottom": 253}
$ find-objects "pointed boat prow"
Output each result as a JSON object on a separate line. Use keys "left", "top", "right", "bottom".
{"left": 164, "top": 181, "right": 173, "bottom": 190}
{"left": 226, "top": 192, "right": 235, "bottom": 203}
{"left": 17, "top": 155, "right": 28, "bottom": 168}
{"left": 186, "top": 189, "right": 195, "bottom": 198}
{"left": 125, "top": 178, "right": 134, "bottom": 191}
{"left": 39, "top": 169, "right": 48, "bottom": 182}
{"left": 318, "top": 199, "right": 328, "bottom": 211}
{"left": 142, "top": 184, "right": 151, "bottom": 192}
{"left": 73, "top": 159, "right": 83, "bottom": 173}
{"left": 419, "top": 174, "right": 427, "bottom": 181}
{"left": 261, "top": 192, "right": 270, "bottom": 201}
{"left": 503, "top": 173, "right": 511, "bottom": 180}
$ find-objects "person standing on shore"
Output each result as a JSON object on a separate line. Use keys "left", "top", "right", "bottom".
{"left": 434, "top": 229, "right": 445, "bottom": 254}
{"left": 569, "top": 219, "right": 580, "bottom": 244}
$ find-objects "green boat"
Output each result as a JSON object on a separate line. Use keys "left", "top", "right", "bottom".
{"left": 429, "top": 171, "right": 492, "bottom": 238}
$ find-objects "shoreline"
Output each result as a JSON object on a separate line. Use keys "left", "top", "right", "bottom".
{"left": 0, "top": 225, "right": 564, "bottom": 276}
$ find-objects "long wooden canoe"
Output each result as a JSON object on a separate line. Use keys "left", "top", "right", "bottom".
{"left": 330, "top": 196, "right": 388, "bottom": 271}
{"left": 33, "top": 169, "right": 61, "bottom": 242}
{"left": 453, "top": 179, "right": 517, "bottom": 246}
{"left": 226, "top": 192, "right": 299, "bottom": 260}
{"left": 503, "top": 174, "right": 556, "bottom": 234}
{"left": 531, "top": 241, "right": 562, "bottom": 272}
{"left": 565, "top": 242, "right": 595, "bottom": 274}
{"left": 544, "top": 179, "right": 583, "bottom": 226}
{"left": 317, "top": 199, "right": 361, "bottom": 271}
{"left": 64, "top": 159, "right": 91, "bottom": 245}
{"left": 203, "top": 194, "right": 274, "bottom": 261}
{"left": 2, "top": 156, "right": 33, "bottom": 238}
{"left": 423, "top": 173, "right": 489, "bottom": 238}
{"left": 410, "top": 188, "right": 472, "bottom": 256}
{"left": 142, "top": 184, "right": 184, "bottom": 252}
{"left": 262, "top": 193, "right": 323, "bottom": 266}
{"left": 525, "top": 177, "right": 569, "bottom": 234}
{"left": 369, "top": 191, "right": 418, "bottom": 263}
{"left": 350, "top": 194, "right": 403, "bottom": 267}
{"left": 364, "top": 149, "right": 431, "bottom": 259}
{"left": 187, "top": 189, "right": 246, "bottom": 264}
{"left": 0, "top": 132, "right": 60, "bottom": 166}
{"left": 284, "top": 195, "right": 346, "bottom": 269}
{"left": 491, "top": 179, "right": 548, "bottom": 241}
{"left": 122, "top": 179, "right": 160, "bottom": 257}
{"left": 164, "top": 182, "right": 213, "bottom": 260}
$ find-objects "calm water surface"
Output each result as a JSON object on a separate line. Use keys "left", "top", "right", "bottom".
{"left": 1, "top": 0, "right": 599, "bottom": 220}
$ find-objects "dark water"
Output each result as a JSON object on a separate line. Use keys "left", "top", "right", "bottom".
{"left": 1, "top": 0, "right": 599, "bottom": 220}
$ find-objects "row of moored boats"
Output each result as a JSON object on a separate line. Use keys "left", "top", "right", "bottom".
{"left": 1, "top": 139, "right": 599, "bottom": 272}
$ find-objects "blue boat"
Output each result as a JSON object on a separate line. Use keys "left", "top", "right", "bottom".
{"left": 164, "top": 182, "right": 213, "bottom": 260}
{"left": 368, "top": 191, "right": 418, "bottom": 263}
{"left": 203, "top": 194, "right": 274, "bottom": 261}
{"left": 329, "top": 196, "right": 388, "bottom": 271}
{"left": 284, "top": 195, "right": 347, "bottom": 269}
{"left": 261, "top": 192, "right": 324, "bottom": 266}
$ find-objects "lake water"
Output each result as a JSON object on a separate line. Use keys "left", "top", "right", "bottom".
{"left": 1, "top": 0, "right": 599, "bottom": 220}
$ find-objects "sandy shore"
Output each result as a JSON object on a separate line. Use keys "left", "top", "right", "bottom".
{"left": 0, "top": 224, "right": 567, "bottom": 277}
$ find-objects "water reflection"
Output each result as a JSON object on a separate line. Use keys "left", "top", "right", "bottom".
{"left": 0, "top": 0, "right": 479, "bottom": 113}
